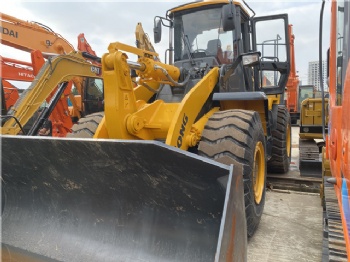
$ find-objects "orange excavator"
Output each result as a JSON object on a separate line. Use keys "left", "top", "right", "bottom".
{"left": 0, "top": 12, "right": 101, "bottom": 136}
{"left": 321, "top": 0, "right": 350, "bottom": 259}
{"left": 1, "top": 50, "right": 50, "bottom": 112}
{"left": 285, "top": 24, "right": 300, "bottom": 125}
{"left": 1, "top": 56, "right": 33, "bottom": 110}
{"left": 2, "top": 80, "right": 20, "bottom": 110}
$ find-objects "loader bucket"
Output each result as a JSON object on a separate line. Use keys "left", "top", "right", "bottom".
{"left": 1, "top": 136, "right": 246, "bottom": 262}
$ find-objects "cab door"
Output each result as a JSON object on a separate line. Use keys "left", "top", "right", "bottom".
{"left": 251, "top": 14, "right": 290, "bottom": 96}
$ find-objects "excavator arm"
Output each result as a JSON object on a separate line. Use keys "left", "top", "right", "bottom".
{"left": 78, "top": 33, "right": 97, "bottom": 57}
{"left": 285, "top": 24, "right": 300, "bottom": 123}
{"left": 135, "top": 22, "right": 160, "bottom": 61}
{"left": 1, "top": 51, "right": 102, "bottom": 135}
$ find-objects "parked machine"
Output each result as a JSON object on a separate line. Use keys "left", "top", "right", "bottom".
{"left": 0, "top": 12, "right": 102, "bottom": 136}
{"left": 321, "top": 0, "right": 350, "bottom": 260}
{"left": 297, "top": 83, "right": 330, "bottom": 176}
{"left": 1, "top": 79, "right": 22, "bottom": 114}
{"left": 298, "top": 96, "right": 328, "bottom": 177}
{"left": 1, "top": 1, "right": 292, "bottom": 261}
{"left": 1, "top": 51, "right": 102, "bottom": 136}
{"left": 1, "top": 56, "right": 34, "bottom": 112}
{"left": 288, "top": 83, "right": 319, "bottom": 125}
{"left": 285, "top": 24, "right": 300, "bottom": 125}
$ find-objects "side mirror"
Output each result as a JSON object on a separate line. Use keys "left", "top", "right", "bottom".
{"left": 222, "top": 3, "right": 236, "bottom": 31}
{"left": 154, "top": 18, "right": 162, "bottom": 43}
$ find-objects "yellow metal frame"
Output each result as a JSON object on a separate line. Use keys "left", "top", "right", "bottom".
{"left": 169, "top": 0, "right": 250, "bottom": 18}
{"left": 165, "top": 68, "right": 219, "bottom": 149}
{"left": 95, "top": 44, "right": 220, "bottom": 150}
{"left": 286, "top": 122, "right": 291, "bottom": 158}
{"left": 300, "top": 98, "right": 329, "bottom": 126}
{"left": 254, "top": 141, "right": 265, "bottom": 204}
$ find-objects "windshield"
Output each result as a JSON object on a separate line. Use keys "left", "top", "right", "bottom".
{"left": 173, "top": 7, "right": 234, "bottom": 64}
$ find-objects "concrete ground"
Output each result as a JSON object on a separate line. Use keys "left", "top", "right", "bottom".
{"left": 247, "top": 127, "right": 324, "bottom": 261}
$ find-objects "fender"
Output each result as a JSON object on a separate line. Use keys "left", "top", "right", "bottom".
{"left": 177, "top": 113, "right": 189, "bottom": 148}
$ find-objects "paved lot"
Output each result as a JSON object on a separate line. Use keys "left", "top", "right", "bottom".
{"left": 247, "top": 127, "right": 323, "bottom": 261}
{"left": 247, "top": 191, "right": 323, "bottom": 261}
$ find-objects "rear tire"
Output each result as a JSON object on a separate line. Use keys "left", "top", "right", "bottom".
{"left": 198, "top": 109, "right": 266, "bottom": 238}
{"left": 267, "top": 106, "right": 291, "bottom": 173}
{"left": 67, "top": 112, "right": 104, "bottom": 138}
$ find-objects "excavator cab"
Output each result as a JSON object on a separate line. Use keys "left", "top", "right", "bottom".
{"left": 82, "top": 78, "right": 104, "bottom": 115}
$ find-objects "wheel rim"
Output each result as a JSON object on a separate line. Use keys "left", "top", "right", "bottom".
{"left": 286, "top": 123, "right": 291, "bottom": 158}
{"left": 253, "top": 141, "right": 265, "bottom": 204}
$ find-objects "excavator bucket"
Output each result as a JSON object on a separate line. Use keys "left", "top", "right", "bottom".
{"left": 1, "top": 136, "right": 247, "bottom": 262}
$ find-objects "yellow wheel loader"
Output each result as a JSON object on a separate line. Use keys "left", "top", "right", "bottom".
{"left": 299, "top": 97, "right": 329, "bottom": 177}
{"left": 1, "top": 1, "right": 291, "bottom": 261}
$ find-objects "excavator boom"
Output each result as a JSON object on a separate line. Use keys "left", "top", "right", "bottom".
{"left": 285, "top": 24, "right": 300, "bottom": 124}
{"left": 0, "top": 12, "right": 74, "bottom": 54}
{"left": 0, "top": 56, "right": 35, "bottom": 81}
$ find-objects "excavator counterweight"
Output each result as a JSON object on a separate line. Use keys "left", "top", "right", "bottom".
{"left": 1, "top": 136, "right": 247, "bottom": 261}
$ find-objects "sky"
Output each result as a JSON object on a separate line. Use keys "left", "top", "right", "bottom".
{"left": 1, "top": 0, "right": 331, "bottom": 89}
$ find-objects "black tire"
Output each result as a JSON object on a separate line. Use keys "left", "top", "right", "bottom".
{"left": 198, "top": 109, "right": 266, "bottom": 238}
{"left": 67, "top": 112, "right": 104, "bottom": 138}
{"left": 267, "top": 106, "right": 291, "bottom": 173}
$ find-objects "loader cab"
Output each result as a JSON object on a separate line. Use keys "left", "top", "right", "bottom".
{"left": 155, "top": 1, "right": 290, "bottom": 97}
{"left": 168, "top": 3, "right": 249, "bottom": 68}
{"left": 172, "top": 5, "right": 238, "bottom": 65}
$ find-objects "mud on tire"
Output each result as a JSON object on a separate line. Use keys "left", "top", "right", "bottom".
{"left": 198, "top": 109, "right": 266, "bottom": 238}
{"left": 267, "top": 106, "right": 291, "bottom": 173}
{"left": 67, "top": 112, "right": 104, "bottom": 138}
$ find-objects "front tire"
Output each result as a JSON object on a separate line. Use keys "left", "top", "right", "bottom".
{"left": 67, "top": 112, "right": 104, "bottom": 138}
{"left": 198, "top": 109, "right": 266, "bottom": 238}
{"left": 267, "top": 106, "right": 291, "bottom": 173}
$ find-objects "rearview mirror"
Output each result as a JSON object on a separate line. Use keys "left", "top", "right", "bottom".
{"left": 222, "top": 3, "right": 236, "bottom": 31}
{"left": 242, "top": 52, "right": 261, "bottom": 66}
{"left": 154, "top": 18, "right": 162, "bottom": 43}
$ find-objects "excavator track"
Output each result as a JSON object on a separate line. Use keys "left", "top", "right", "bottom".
{"left": 323, "top": 180, "right": 348, "bottom": 261}
{"left": 266, "top": 174, "right": 321, "bottom": 193}
{"left": 299, "top": 139, "right": 322, "bottom": 177}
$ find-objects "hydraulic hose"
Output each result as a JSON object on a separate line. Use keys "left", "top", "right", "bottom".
{"left": 154, "top": 64, "right": 190, "bottom": 87}
{"left": 27, "top": 82, "right": 69, "bottom": 136}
